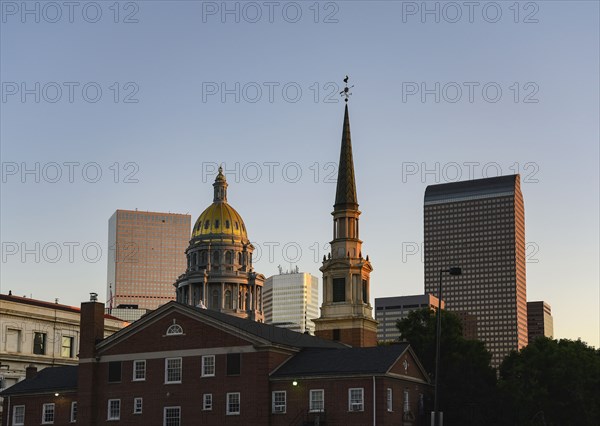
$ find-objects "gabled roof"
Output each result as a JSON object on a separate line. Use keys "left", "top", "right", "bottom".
{"left": 97, "top": 301, "right": 347, "bottom": 351}
{"left": 270, "top": 343, "right": 419, "bottom": 378}
{"left": 0, "top": 366, "right": 78, "bottom": 396}
{"left": 1, "top": 294, "right": 121, "bottom": 320}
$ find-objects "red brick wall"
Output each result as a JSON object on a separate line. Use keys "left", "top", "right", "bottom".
{"left": 2, "top": 392, "right": 76, "bottom": 426}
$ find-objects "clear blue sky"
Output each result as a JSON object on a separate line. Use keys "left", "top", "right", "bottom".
{"left": 1, "top": 1, "right": 598, "bottom": 348}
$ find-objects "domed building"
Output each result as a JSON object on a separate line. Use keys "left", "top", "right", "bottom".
{"left": 174, "top": 167, "right": 265, "bottom": 321}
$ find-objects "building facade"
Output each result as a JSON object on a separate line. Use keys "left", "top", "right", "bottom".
{"left": 107, "top": 210, "right": 191, "bottom": 311}
{"left": 1, "top": 299, "right": 431, "bottom": 426}
{"left": 527, "top": 301, "right": 553, "bottom": 344}
{"left": 424, "top": 175, "right": 527, "bottom": 368}
{"left": 314, "top": 104, "right": 377, "bottom": 348}
{"left": 0, "top": 294, "right": 124, "bottom": 421}
{"left": 375, "top": 294, "right": 444, "bottom": 343}
{"left": 264, "top": 272, "right": 319, "bottom": 334}
{"left": 174, "top": 168, "right": 265, "bottom": 322}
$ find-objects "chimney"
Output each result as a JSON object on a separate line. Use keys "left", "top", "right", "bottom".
{"left": 79, "top": 293, "right": 105, "bottom": 359}
{"left": 25, "top": 365, "right": 38, "bottom": 380}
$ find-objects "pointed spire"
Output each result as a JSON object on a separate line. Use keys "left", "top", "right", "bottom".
{"left": 334, "top": 104, "right": 358, "bottom": 210}
{"left": 213, "top": 166, "right": 228, "bottom": 202}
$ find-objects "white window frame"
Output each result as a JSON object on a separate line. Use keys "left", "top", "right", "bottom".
{"left": 165, "top": 357, "right": 182, "bottom": 384}
{"left": 166, "top": 324, "right": 183, "bottom": 336}
{"left": 133, "top": 397, "right": 143, "bottom": 414}
{"left": 163, "top": 406, "right": 181, "bottom": 426}
{"left": 107, "top": 399, "right": 121, "bottom": 421}
{"left": 403, "top": 389, "right": 410, "bottom": 413}
{"left": 13, "top": 405, "right": 25, "bottom": 426}
{"left": 272, "top": 391, "right": 286, "bottom": 414}
{"left": 309, "top": 389, "right": 324, "bottom": 413}
{"left": 61, "top": 335, "right": 75, "bottom": 358}
{"left": 70, "top": 401, "right": 77, "bottom": 422}
{"left": 201, "top": 355, "right": 215, "bottom": 377}
{"left": 42, "top": 403, "right": 55, "bottom": 424}
{"left": 348, "top": 388, "right": 364, "bottom": 412}
{"left": 202, "top": 394, "right": 213, "bottom": 411}
{"left": 133, "top": 360, "right": 146, "bottom": 381}
{"left": 387, "top": 388, "right": 393, "bottom": 412}
{"left": 226, "top": 392, "right": 240, "bottom": 415}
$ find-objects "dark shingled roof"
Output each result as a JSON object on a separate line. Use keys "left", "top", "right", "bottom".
{"left": 189, "top": 304, "right": 347, "bottom": 349}
{"left": 271, "top": 344, "right": 410, "bottom": 378}
{"left": 424, "top": 174, "right": 518, "bottom": 203}
{"left": 0, "top": 366, "right": 78, "bottom": 396}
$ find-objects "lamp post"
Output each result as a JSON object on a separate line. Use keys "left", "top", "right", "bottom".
{"left": 432, "top": 267, "right": 461, "bottom": 426}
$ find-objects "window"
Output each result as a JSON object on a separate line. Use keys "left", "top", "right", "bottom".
{"left": 204, "top": 220, "right": 209, "bottom": 229}
{"left": 332, "top": 278, "right": 345, "bottom": 302}
{"left": 42, "top": 403, "right": 55, "bottom": 424}
{"left": 348, "top": 388, "right": 364, "bottom": 412}
{"left": 107, "top": 399, "right": 120, "bottom": 420}
{"left": 387, "top": 388, "right": 393, "bottom": 412}
{"left": 5, "top": 328, "right": 21, "bottom": 352}
{"left": 133, "top": 360, "right": 146, "bottom": 381}
{"left": 134, "top": 397, "right": 143, "bottom": 414}
{"left": 226, "top": 353, "right": 241, "bottom": 375}
{"left": 33, "top": 332, "right": 46, "bottom": 355}
{"left": 225, "top": 290, "right": 232, "bottom": 309}
{"left": 309, "top": 389, "right": 324, "bottom": 412}
{"left": 165, "top": 358, "right": 182, "bottom": 383}
{"left": 272, "top": 391, "right": 286, "bottom": 413}
{"left": 202, "top": 355, "right": 215, "bottom": 377}
{"left": 166, "top": 323, "right": 183, "bottom": 336}
{"left": 225, "top": 220, "right": 230, "bottom": 229}
{"left": 362, "top": 279, "right": 368, "bottom": 303}
{"left": 164, "top": 407, "right": 181, "bottom": 426}
{"left": 61, "top": 336, "right": 74, "bottom": 358}
{"left": 403, "top": 389, "right": 410, "bottom": 413}
{"left": 203, "top": 394, "right": 213, "bottom": 411}
{"left": 227, "top": 393, "right": 240, "bottom": 415}
{"left": 108, "top": 361, "right": 122, "bottom": 382}
{"left": 13, "top": 405, "right": 25, "bottom": 425}
{"left": 333, "top": 329, "right": 341, "bottom": 341}
{"left": 70, "top": 402, "right": 77, "bottom": 422}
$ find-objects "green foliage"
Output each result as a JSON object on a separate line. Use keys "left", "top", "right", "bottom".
{"left": 396, "top": 308, "right": 498, "bottom": 425}
{"left": 498, "top": 337, "right": 600, "bottom": 426}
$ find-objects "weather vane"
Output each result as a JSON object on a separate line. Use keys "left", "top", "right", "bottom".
{"left": 340, "top": 75, "right": 354, "bottom": 102}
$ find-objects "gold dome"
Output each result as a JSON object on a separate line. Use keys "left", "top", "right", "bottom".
{"left": 192, "top": 202, "right": 247, "bottom": 241}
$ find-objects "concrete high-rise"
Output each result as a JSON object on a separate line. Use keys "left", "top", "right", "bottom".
{"left": 527, "top": 301, "right": 553, "bottom": 343}
{"left": 375, "top": 294, "right": 444, "bottom": 342}
{"left": 264, "top": 272, "right": 319, "bottom": 334}
{"left": 424, "top": 175, "right": 527, "bottom": 368}
{"left": 107, "top": 210, "right": 191, "bottom": 311}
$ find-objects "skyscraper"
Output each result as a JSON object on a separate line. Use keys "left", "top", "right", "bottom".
{"left": 174, "top": 168, "right": 266, "bottom": 321}
{"left": 423, "top": 175, "right": 527, "bottom": 367}
{"left": 527, "top": 301, "right": 553, "bottom": 343}
{"left": 264, "top": 271, "right": 319, "bottom": 334}
{"left": 107, "top": 210, "right": 191, "bottom": 311}
{"left": 314, "top": 103, "right": 378, "bottom": 347}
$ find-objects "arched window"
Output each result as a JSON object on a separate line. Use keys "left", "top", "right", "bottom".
{"left": 225, "top": 251, "right": 233, "bottom": 264}
{"left": 204, "top": 220, "right": 210, "bottom": 229}
{"left": 235, "top": 222, "right": 239, "bottom": 230}
{"left": 166, "top": 322, "right": 183, "bottom": 336}
{"left": 224, "top": 290, "right": 232, "bottom": 309}
{"left": 213, "top": 251, "right": 219, "bottom": 265}
{"left": 225, "top": 220, "right": 230, "bottom": 229}
{"left": 201, "top": 251, "right": 208, "bottom": 264}
{"left": 215, "top": 220, "right": 220, "bottom": 228}
{"left": 237, "top": 252, "right": 242, "bottom": 265}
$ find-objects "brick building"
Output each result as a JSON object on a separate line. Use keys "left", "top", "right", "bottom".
{"left": 2, "top": 299, "right": 431, "bottom": 426}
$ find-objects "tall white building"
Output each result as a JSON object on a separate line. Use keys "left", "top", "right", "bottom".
{"left": 264, "top": 272, "right": 319, "bottom": 334}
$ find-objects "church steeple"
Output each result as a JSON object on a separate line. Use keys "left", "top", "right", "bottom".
{"left": 313, "top": 77, "right": 377, "bottom": 348}
{"left": 334, "top": 104, "right": 358, "bottom": 211}
{"left": 213, "top": 166, "right": 228, "bottom": 202}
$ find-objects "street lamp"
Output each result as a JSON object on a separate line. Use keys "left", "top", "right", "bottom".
{"left": 432, "top": 267, "right": 461, "bottom": 426}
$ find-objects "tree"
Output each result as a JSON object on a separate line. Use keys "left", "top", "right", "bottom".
{"left": 397, "top": 308, "right": 499, "bottom": 425}
{"left": 498, "top": 337, "right": 600, "bottom": 426}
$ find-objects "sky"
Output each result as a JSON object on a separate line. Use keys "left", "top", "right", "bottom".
{"left": 1, "top": 0, "right": 598, "bottom": 348}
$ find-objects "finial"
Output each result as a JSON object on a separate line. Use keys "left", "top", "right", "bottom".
{"left": 340, "top": 75, "right": 354, "bottom": 103}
